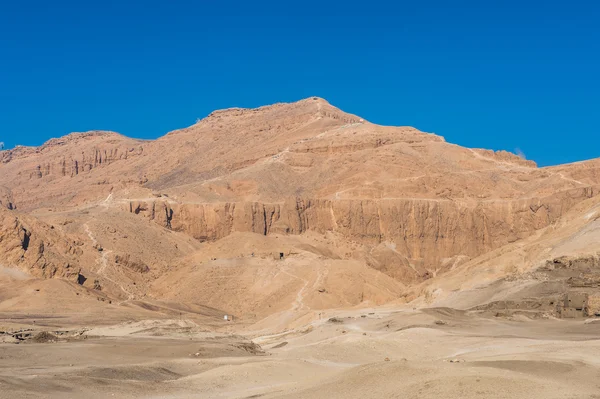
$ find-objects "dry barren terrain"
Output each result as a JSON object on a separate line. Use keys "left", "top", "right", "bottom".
{"left": 1, "top": 97, "right": 599, "bottom": 398}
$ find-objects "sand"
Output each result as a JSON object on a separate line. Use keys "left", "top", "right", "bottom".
{"left": 1, "top": 309, "right": 600, "bottom": 399}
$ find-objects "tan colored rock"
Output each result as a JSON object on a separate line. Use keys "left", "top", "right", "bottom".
{"left": 1, "top": 97, "right": 600, "bottom": 319}
{"left": 0, "top": 207, "right": 83, "bottom": 281}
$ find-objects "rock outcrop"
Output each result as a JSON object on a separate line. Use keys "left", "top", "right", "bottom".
{"left": 127, "top": 186, "right": 598, "bottom": 269}
{"left": 0, "top": 208, "right": 84, "bottom": 280}
{"left": 0, "top": 186, "right": 16, "bottom": 210}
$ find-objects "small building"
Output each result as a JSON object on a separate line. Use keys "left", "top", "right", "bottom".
{"left": 558, "top": 292, "right": 589, "bottom": 318}
{"left": 273, "top": 252, "right": 285, "bottom": 260}
{"left": 564, "top": 292, "right": 588, "bottom": 311}
{"left": 224, "top": 315, "right": 233, "bottom": 322}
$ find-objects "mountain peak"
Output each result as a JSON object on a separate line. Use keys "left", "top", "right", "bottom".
{"left": 196, "top": 97, "right": 363, "bottom": 126}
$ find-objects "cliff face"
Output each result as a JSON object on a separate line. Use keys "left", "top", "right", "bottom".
{"left": 0, "top": 208, "right": 84, "bottom": 280}
{"left": 126, "top": 186, "right": 599, "bottom": 269}
{"left": 0, "top": 132, "right": 145, "bottom": 211}
{"left": 0, "top": 131, "right": 143, "bottom": 178}
{"left": 28, "top": 145, "right": 142, "bottom": 179}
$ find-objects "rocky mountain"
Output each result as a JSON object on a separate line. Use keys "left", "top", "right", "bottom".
{"left": 1, "top": 97, "right": 599, "bottom": 324}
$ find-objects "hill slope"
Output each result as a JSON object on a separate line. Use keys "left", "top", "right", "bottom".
{"left": 1, "top": 97, "right": 599, "bottom": 325}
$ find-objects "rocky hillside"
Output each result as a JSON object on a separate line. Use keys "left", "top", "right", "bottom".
{"left": 0, "top": 97, "right": 599, "bottom": 321}
{"left": 0, "top": 207, "right": 84, "bottom": 280}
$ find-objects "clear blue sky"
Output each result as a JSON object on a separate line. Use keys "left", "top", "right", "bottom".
{"left": 1, "top": 1, "right": 598, "bottom": 166}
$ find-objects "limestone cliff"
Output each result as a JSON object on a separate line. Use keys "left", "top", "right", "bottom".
{"left": 126, "top": 186, "right": 599, "bottom": 272}
{"left": 0, "top": 208, "right": 84, "bottom": 280}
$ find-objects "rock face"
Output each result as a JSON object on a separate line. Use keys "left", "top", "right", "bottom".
{"left": 0, "top": 97, "right": 600, "bottom": 314}
{"left": 0, "top": 208, "right": 83, "bottom": 280}
{"left": 0, "top": 131, "right": 145, "bottom": 211}
{"left": 1, "top": 131, "right": 143, "bottom": 179}
{"left": 0, "top": 186, "right": 16, "bottom": 210}
{"left": 126, "top": 186, "right": 598, "bottom": 269}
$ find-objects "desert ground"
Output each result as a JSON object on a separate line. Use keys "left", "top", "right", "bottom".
{"left": 2, "top": 306, "right": 600, "bottom": 399}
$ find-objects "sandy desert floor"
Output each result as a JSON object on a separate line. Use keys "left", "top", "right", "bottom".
{"left": 2, "top": 307, "right": 600, "bottom": 399}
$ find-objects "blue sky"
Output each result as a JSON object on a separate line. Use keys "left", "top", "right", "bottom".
{"left": 0, "top": 0, "right": 598, "bottom": 166}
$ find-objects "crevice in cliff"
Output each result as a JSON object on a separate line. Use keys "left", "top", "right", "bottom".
{"left": 165, "top": 207, "right": 173, "bottom": 229}
{"left": 21, "top": 228, "right": 31, "bottom": 251}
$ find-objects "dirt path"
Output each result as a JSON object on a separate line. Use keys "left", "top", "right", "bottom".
{"left": 83, "top": 221, "right": 133, "bottom": 302}
{"left": 280, "top": 268, "right": 310, "bottom": 311}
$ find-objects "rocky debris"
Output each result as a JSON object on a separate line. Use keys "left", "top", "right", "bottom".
{"left": 472, "top": 255, "right": 600, "bottom": 319}
{"left": 544, "top": 255, "right": 600, "bottom": 271}
{"left": 231, "top": 341, "right": 265, "bottom": 355}
{"left": 2, "top": 329, "right": 34, "bottom": 342}
{"left": 0, "top": 328, "right": 89, "bottom": 344}
{"left": 32, "top": 331, "right": 57, "bottom": 343}
{"left": 113, "top": 253, "right": 150, "bottom": 273}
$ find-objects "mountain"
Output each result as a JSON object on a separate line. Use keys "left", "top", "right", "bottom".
{"left": 1, "top": 97, "right": 599, "bottom": 326}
